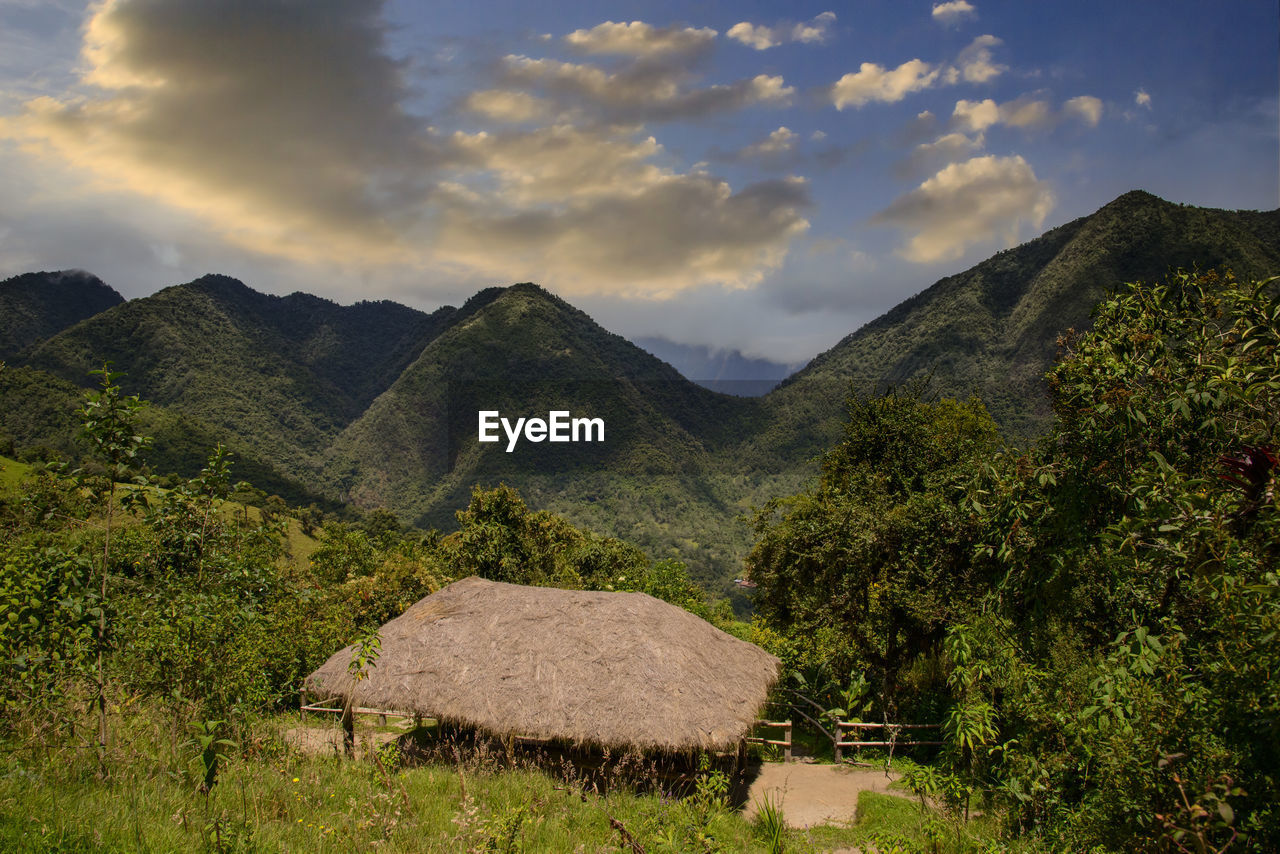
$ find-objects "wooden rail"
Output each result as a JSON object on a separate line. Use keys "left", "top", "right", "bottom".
{"left": 299, "top": 689, "right": 425, "bottom": 756}
{"left": 834, "top": 721, "right": 942, "bottom": 762}
{"left": 746, "top": 719, "right": 793, "bottom": 762}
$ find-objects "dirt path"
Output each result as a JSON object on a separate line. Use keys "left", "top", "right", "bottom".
{"left": 741, "top": 761, "right": 907, "bottom": 828}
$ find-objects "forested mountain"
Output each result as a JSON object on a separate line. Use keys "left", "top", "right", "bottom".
{"left": 321, "top": 283, "right": 768, "bottom": 573}
{"left": 0, "top": 270, "right": 124, "bottom": 361}
{"left": 2, "top": 191, "right": 1277, "bottom": 586}
{"left": 23, "top": 274, "right": 458, "bottom": 478}
{"left": 764, "top": 190, "right": 1280, "bottom": 447}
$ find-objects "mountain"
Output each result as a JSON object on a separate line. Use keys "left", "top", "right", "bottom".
{"left": 758, "top": 191, "right": 1280, "bottom": 452}
{"left": 3, "top": 190, "right": 1277, "bottom": 588}
{"left": 23, "top": 274, "right": 459, "bottom": 479}
{"left": 632, "top": 336, "right": 804, "bottom": 396}
{"left": 0, "top": 270, "right": 124, "bottom": 361}
{"left": 321, "top": 284, "right": 774, "bottom": 578}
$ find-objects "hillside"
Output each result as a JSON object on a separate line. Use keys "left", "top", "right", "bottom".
{"left": 0, "top": 270, "right": 124, "bottom": 361}
{"left": 322, "top": 283, "right": 773, "bottom": 579}
{"left": 756, "top": 190, "right": 1280, "bottom": 453}
{"left": 23, "top": 274, "right": 459, "bottom": 478}
{"left": 2, "top": 190, "right": 1277, "bottom": 587}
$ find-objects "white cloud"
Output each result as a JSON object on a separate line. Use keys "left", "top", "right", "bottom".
{"left": 728, "top": 12, "right": 836, "bottom": 50}
{"left": 433, "top": 173, "right": 811, "bottom": 297}
{"left": 830, "top": 36, "right": 1006, "bottom": 110}
{"left": 4, "top": 0, "right": 811, "bottom": 298}
{"left": 1063, "top": 95, "right": 1103, "bottom": 126}
{"left": 999, "top": 95, "right": 1052, "bottom": 128}
{"left": 916, "top": 131, "right": 983, "bottom": 158}
{"left": 738, "top": 126, "right": 799, "bottom": 158}
{"left": 563, "top": 21, "right": 716, "bottom": 57}
{"left": 726, "top": 22, "right": 777, "bottom": 50}
{"left": 948, "top": 93, "right": 1103, "bottom": 142}
{"left": 952, "top": 98, "right": 999, "bottom": 132}
{"left": 792, "top": 11, "right": 837, "bottom": 43}
{"left": 1135, "top": 88, "right": 1152, "bottom": 108}
{"left": 932, "top": 1, "right": 977, "bottom": 26}
{"left": 832, "top": 59, "right": 939, "bottom": 109}
{"left": 502, "top": 55, "right": 793, "bottom": 119}
{"left": 873, "top": 154, "right": 1054, "bottom": 263}
{"left": 954, "top": 34, "right": 1005, "bottom": 83}
{"left": 463, "top": 89, "right": 552, "bottom": 123}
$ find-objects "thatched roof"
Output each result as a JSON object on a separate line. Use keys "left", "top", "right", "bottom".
{"left": 305, "top": 576, "right": 780, "bottom": 752}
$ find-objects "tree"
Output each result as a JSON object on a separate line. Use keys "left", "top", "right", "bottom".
{"left": 75, "top": 363, "right": 150, "bottom": 764}
{"left": 747, "top": 380, "right": 1001, "bottom": 710}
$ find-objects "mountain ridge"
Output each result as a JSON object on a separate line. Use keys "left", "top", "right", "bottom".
{"left": 3, "top": 189, "right": 1278, "bottom": 585}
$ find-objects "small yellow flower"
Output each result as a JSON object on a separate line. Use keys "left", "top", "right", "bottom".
{"left": 293, "top": 777, "right": 300, "bottom": 782}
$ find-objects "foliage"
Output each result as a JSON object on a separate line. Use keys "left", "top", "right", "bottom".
{"left": 747, "top": 380, "right": 1001, "bottom": 710}
{"left": 751, "top": 271, "right": 1280, "bottom": 849}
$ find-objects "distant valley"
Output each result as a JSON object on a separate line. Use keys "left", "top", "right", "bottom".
{"left": 3, "top": 190, "right": 1278, "bottom": 591}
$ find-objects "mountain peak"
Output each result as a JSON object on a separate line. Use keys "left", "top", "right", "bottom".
{"left": 0, "top": 269, "right": 125, "bottom": 360}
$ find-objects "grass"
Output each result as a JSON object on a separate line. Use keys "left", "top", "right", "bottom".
{"left": 0, "top": 700, "right": 1040, "bottom": 854}
{"left": 0, "top": 708, "right": 770, "bottom": 853}
{"left": 0, "top": 454, "right": 32, "bottom": 490}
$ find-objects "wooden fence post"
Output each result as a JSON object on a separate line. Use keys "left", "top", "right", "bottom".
{"left": 342, "top": 702, "right": 354, "bottom": 758}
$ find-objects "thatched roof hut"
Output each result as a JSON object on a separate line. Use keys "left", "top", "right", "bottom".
{"left": 305, "top": 576, "right": 780, "bottom": 752}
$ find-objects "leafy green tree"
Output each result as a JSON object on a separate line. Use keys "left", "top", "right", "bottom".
{"left": 75, "top": 363, "right": 150, "bottom": 759}
{"left": 945, "top": 271, "right": 1280, "bottom": 849}
{"left": 747, "top": 381, "right": 1001, "bottom": 710}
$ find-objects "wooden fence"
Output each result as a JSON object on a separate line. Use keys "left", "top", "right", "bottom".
{"left": 833, "top": 721, "right": 942, "bottom": 762}
{"left": 745, "top": 719, "right": 793, "bottom": 761}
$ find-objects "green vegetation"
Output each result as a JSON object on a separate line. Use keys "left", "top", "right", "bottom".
{"left": 749, "top": 270, "right": 1279, "bottom": 850}
{"left": 3, "top": 193, "right": 1278, "bottom": 593}
{"left": 0, "top": 270, "right": 123, "bottom": 361}
{"left": 0, "top": 369, "right": 802, "bottom": 852}
{"left": 769, "top": 191, "right": 1280, "bottom": 444}
{"left": 3, "top": 196, "right": 1279, "bottom": 850}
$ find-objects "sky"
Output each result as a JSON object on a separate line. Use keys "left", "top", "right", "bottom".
{"left": 1, "top": 0, "right": 1276, "bottom": 364}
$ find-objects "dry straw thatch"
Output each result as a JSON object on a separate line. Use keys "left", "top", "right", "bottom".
{"left": 305, "top": 576, "right": 780, "bottom": 752}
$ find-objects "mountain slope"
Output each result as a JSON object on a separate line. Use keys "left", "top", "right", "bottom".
{"left": 0, "top": 270, "right": 124, "bottom": 361}
{"left": 757, "top": 191, "right": 1280, "bottom": 450}
{"left": 23, "top": 274, "right": 458, "bottom": 478}
{"left": 322, "top": 284, "right": 765, "bottom": 568}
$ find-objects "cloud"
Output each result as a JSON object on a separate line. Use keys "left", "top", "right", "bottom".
{"left": 503, "top": 55, "right": 793, "bottom": 120}
{"left": 1135, "top": 88, "right": 1152, "bottom": 108}
{"left": 744, "top": 126, "right": 798, "bottom": 155}
{"left": 3, "top": 0, "right": 811, "bottom": 299}
{"left": 1062, "top": 95, "right": 1103, "bottom": 127}
{"left": 563, "top": 21, "right": 716, "bottom": 57}
{"left": 832, "top": 59, "right": 939, "bottom": 109}
{"left": 4, "top": 0, "right": 437, "bottom": 264}
{"left": 998, "top": 95, "right": 1052, "bottom": 128}
{"left": 952, "top": 94, "right": 1102, "bottom": 133}
{"left": 433, "top": 170, "right": 811, "bottom": 297}
{"left": 450, "top": 124, "right": 669, "bottom": 204}
{"left": 463, "top": 89, "right": 553, "bottom": 123}
{"left": 727, "top": 12, "right": 836, "bottom": 50}
{"left": 953, "top": 34, "right": 1005, "bottom": 83}
{"left": 873, "top": 154, "right": 1054, "bottom": 263}
{"left": 830, "top": 36, "right": 1005, "bottom": 110}
{"left": 932, "top": 1, "right": 977, "bottom": 26}
{"left": 952, "top": 98, "right": 999, "bottom": 132}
